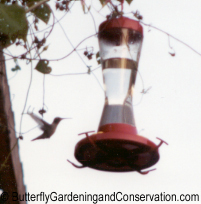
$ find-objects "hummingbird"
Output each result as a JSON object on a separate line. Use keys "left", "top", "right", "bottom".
{"left": 28, "top": 112, "right": 70, "bottom": 141}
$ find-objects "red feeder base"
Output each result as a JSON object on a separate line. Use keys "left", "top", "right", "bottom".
{"left": 74, "top": 124, "right": 164, "bottom": 173}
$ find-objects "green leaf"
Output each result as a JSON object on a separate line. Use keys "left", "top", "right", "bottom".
{"left": 96, "top": 51, "right": 100, "bottom": 58}
{"left": 31, "top": 3, "right": 51, "bottom": 24}
{"left": 82, "top": 4, "right": 85, "bottom": 13}
{"left": 99, "top": 0, "right": 106, "bottom": 5}
{"left": 11, "top": 65, "right": 21, "bottom": 72}
{"left": 81, "top": 0, "right": 87, "bottom": 14}
{"left": 15, "top": 65, "right": 21, "bottom": 70}
{"left": 125, "top": 0, "right": 133, "bottom": 4}
{"left": 99, "top": 0, "right": 109, "bottom": 7}
{"left": 96, "top": 51, "right": 101, "bottom": 64}
{"left": 0, "top": 4, "right": 28, "bottom": 48}
{"left": 35, "top": 60, "right": 52, "bottom": 74}
{"left": 43, "top": 45, "right": 49, "bottom": 51}
{"left": 26, "top": 0, "right": 42, "bottom": 8}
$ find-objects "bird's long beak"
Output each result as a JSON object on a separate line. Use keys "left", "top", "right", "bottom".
{"left": 61, "top": 118, "right": 72, "bottom": 120}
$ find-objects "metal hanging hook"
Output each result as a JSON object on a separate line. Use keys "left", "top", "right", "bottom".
{"left": 156, "top": 137, "right": 168, "bottom": 149}
{"left": 78, "top": 131, "right": 96, "bottom": 147}
{"left": 138, "top": 168, "right": 156, "bottom": 175}
{"left": 67, "top": 160, "right": 86, "bottom": 169}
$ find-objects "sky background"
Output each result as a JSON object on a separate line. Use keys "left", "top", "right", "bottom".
{"left": 4, "top": 0, "right": 201, "bottom": 203}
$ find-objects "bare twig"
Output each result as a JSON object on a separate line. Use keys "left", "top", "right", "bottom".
{"left": 19, "top": 41, "right": 33, "bottom": 136}
{"left": 49, "top": 33, "right": 97, "bottom": 61}
{"left": 141, "top": 22, "right": 201, "bottom": 56}
{"left": 49, "top": 65, "right": 101, "bottom": 77}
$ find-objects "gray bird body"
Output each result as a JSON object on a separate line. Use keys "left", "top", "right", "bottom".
{"left": 28, "top": 113, "right": 66, "bottom": 141}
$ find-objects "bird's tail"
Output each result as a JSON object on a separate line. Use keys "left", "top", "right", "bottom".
{"left": 31, "top": 133, "right": 47, "bottom": 141}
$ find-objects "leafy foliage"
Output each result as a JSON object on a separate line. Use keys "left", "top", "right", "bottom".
{"left": 0, "top": 4, "right": 28, "bottom": 48}
{"left": 125, "top": 0, "right": 133, "bottom": 4}
{"left": 0, "top": 0, "right": 51, "bottom": 48}
{"left": 30, "top": 3, "right": 51, "bottom": 24}
{"left": 11, "top": 65, "right": 21, "bottom": 72}
{"left": 99, "top": 0, "right": 105, "bottom": 5}
{"left": 35, "top": 60, "right": 52, "bottom": 74}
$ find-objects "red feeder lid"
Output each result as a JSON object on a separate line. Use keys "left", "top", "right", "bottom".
{"left": 74, "top": 124, "right": 160, "bottom": 173}
{"left": 99, "top": 16, "right": 143, "bottom": 34}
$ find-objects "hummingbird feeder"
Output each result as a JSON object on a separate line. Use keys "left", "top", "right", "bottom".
{"left": 71, "top": 17, "right": 167, "bottom": 174}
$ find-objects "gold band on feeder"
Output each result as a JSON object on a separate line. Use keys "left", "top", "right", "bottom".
{"left": 102, "top": 58, "right": 137, "bottom": 69}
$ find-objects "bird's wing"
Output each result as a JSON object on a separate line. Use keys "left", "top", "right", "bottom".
{"left": 28, "top": 112, "right": 50, "bottom": 131}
